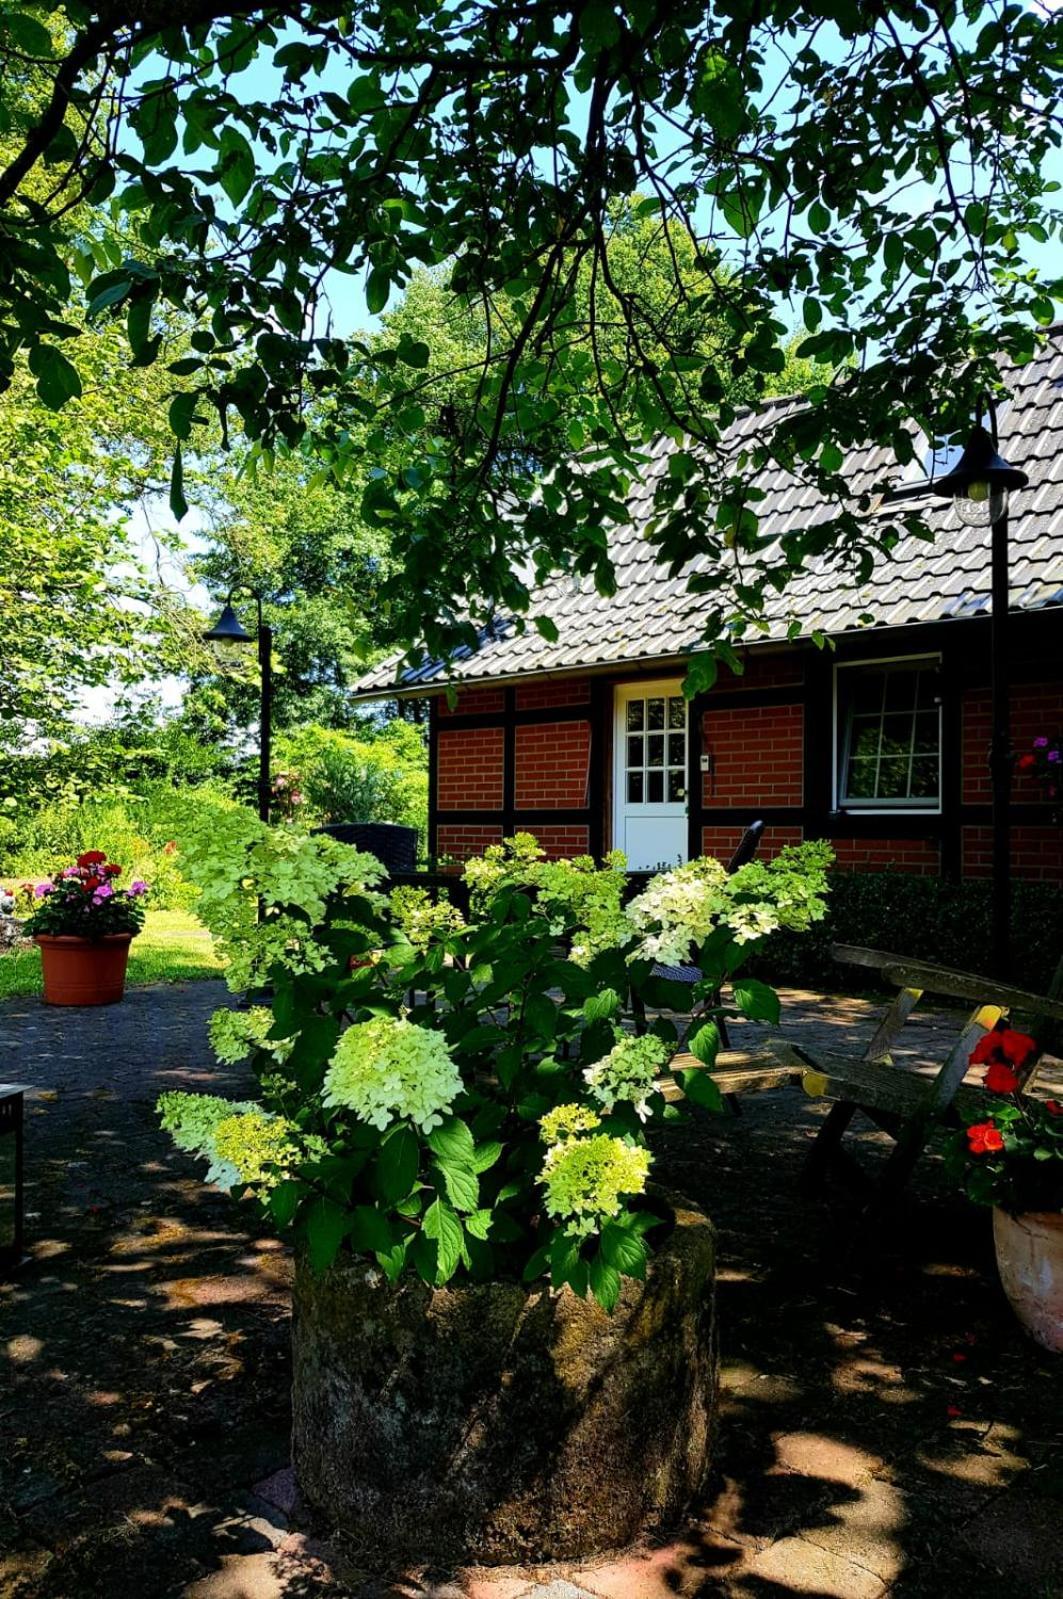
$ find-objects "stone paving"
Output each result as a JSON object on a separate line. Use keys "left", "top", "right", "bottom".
{"left": 1, "top": 981, "right": 1061, "bottom": 1599}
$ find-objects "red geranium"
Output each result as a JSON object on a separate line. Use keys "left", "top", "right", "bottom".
{"left": 102, "top": 863, "right": 122, "bottom": 876}
{"left": 77, "top": 850, "right": 107, "bottom": 867}
{"left": 1016, "top": 753, "right": 1037, "bottom": 772}
{"left": 984, "top": 1061, "right": 1021, "bottom": 1095}
{"left": 969, "top": 1026, "right": 1038, "bottom": 1072}
{"left": 966, "top": 1122, "right": 1005, "bottom": 1156}
{"left": 82, "top": 876, "right": 103, "bottom": 892}
{"left": 1045, "top": 1100, "right": 1063, "bottom": 1117}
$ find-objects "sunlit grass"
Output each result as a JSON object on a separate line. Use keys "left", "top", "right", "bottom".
{"left": 0, "top": 910, "right": 223, "bottom": 1000}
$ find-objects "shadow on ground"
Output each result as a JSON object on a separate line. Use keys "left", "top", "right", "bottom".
{"left": 1, "top": 983, "right": 1060, "bottom": 1598}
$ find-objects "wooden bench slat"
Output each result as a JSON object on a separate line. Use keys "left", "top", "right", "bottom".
{"left": 663, "top": 1043, "right": 808, "bottom": 1102}
{"left": 831, "top": 944, "right": 1063, "bottom": 1022}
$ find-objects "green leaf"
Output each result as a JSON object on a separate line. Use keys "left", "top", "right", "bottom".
{"left": 465, "top": 1208, "right": 493, "bottom": 1240}
{"left": 435, "top": 1157, "right": 479, "bottom": 1213}
{"left": 3, "top": 11, "right": 55, "bottom": 55}
{"left": 217, "top": 126, "right": 255, "bottom": 206}
{"left": 600, "top": 1220, "right": 648, "bottom": 1277}
{"left": 732, "top": 977, "right": 780, "bottom": 1024}
{"left": 169, "top": 443, "right": 189, "bottom": 522}
{"left": 268, "top": 1178, "right": 302, "bottom": 1228}
{"left": 472, "top": 1139, "right": 504, "bottom": 1173}
{"left": 366, "top": 266, "right": 391, "bottom": 315}
{"left": 674, "top": 1067, "right": 725, "bottom": 1113}
{"left": 579, "top": 1, "right": 620, "bottom": 48}
{"left": 28, "top": 344, "right": 82, "bottom": 410}
{"left": 421, "top": 1197, "right": 464, "bottom": 1283}
{"left": 588, "top": 1255, "right": 622, "bottom": 1312}
{"left": 373, "top": 1123, "right": 420, "bottom": 1203}
{"left": 802, "top": 297, "right": 822, "bottom": 333}
{"left": 687, "top": 1020, "right": 721, "bottom": 1066}
{"left": 583, "top": 987, "right": 620, "bottom": 1023}
{"left": 304, "top": 1195, "right": 349, "bottom": 1274}
{"left": 168, "top": 391, "right": 199, "bottom": 440}
{"left": 426, "top": 1116, "right": 476, "bottom": 1167}
{"left": 87, "top": 271, "right": 134, "bottom": 316}
{"left": 346, "top": 1204, "right": 394, "bottom": 1253}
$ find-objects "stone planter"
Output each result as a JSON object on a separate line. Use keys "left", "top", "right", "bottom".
{"left": 993, "top": 1207, "right": 1063, "bottom": 1353}
{"left": 292, "top": 1194, "right": 716, "bottom": 1566}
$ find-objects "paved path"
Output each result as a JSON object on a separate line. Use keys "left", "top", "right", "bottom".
{"left": 1, "top": 982, "right": 1061, "bottom": 1598}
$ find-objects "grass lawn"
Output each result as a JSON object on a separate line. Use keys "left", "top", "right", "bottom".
{"left": 0, "top": 909, "right": 224, "bottom": 1000}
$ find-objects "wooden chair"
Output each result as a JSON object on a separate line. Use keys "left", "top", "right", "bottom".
{"left": 796, "top": 944, "right": 1063, "bottom": 1200}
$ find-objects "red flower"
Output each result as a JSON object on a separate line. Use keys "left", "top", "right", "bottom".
{"left": 1045, "top": 1100, "right": 1063, "bottom": 1117}
{"left": 966, "top": 1122, "right": 1005, "bottom": 1156}
{"left": 999, "top": 1030, "right": 1037, "bottom": 1069}
{"left": 970, "top": 1031, "right": 1002, "bottom": 1066}
{"left": 102, "top": 863, "right": 122, "bottom": 876}
{"left": 77, "top": 851, "right": 107, "bottom": 867}
{"left": 984, "top": 1061, "right": 1021, "bottom": 1095}
{"left": 1017, "top": 753, "right": 1037, "bottom": 771}
{"left": 82, "top": 876, "right": 103, "bottom": 892}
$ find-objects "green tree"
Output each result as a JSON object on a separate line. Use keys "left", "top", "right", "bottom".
{"left": 1, "top": 2, "right": 1060, "bottom": 683}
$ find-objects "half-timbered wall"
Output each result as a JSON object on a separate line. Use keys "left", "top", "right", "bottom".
{"left": 427, "top": 609, "right": 1063, "bottom": 881}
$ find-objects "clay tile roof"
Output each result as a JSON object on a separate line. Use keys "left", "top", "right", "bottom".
{"left": 354, "top": 331, "right": 1063, "bottom": 697}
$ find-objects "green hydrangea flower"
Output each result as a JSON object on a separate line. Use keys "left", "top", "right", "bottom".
{"left": 212, "top": 1110, "right": 297, "bottom": 1189}
{"left": 208, "top": 1006, "right": 292, "bottom": 1066}
{"left": 323, "top": 1015, "right": 462, "bottom": 1133}
{"left": 390, "top": 885, "right": 466, "bottom": 952}
{"left": 583, "top": 1032, "right": 670, "bottom": 1119}
{"left": 540, "top": 1134, "right": 652, "bottom": 1238}
{"left": 539, "top": 1102, "right": 603, "bottom": 1144}
{"left": 157, "top": 1091, "right": 261, "bottom": 1156}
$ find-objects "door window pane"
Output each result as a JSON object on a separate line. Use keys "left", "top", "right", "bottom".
{"left": 627, "top": 771, "right": 644, "bottom": 803}
{"left": 668, "top": 697, "right": 685, "bottom": 729}
{"left": 668, "top": 770, "right": 685, "bottom": 802}
{"left": 647, "top": 770, "right": 664, "bottom": 803}
{"left": 627, "top": 735, "right": 643, "bottom": 768}
{"left": 627, "top": 700, "right": 644, "bottom": 731}
{"left": 647, "top": 697, "right": 665, "bottom": 730}
{"left": 667, "top": 732, "right": 685, "bottom": 767}
{"left": 647, "top": 733, "right": 664, "bottom": 767}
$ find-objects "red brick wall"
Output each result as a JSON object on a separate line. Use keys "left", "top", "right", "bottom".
{"left": 829, "top": 836, "right": 941, "bottom": 874}
{"left": 437, "top": 687, "right": 505, "bottom": 718}
{"left": 436, "top": 823, "right": 503, "bottom": 860}
{"left": 701, "top": 824, "right": 803, "bottom": 862}
{"left": 437, "top": 727, "right": 504, "bottom": 810}
{"left": 962, "top": 826, "right": 1063, "bottom": 882}
{"left": 515, "top": 678, "right": 591, "bottom": 710}
{"left": 514, "top": 720, "right": 591, "bottom": 809}
{"left": 529, "top": 825, "right": 592, "bottom": 858}
{"left": 962, "top": 683, "right": 1063, "bottom": 805}
{"left": 701, "top": 703, "right": 803, "bottom": 808}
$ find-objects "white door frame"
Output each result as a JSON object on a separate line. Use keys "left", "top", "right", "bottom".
{"left": 612, "top": 679, "right": 689, "bottom": 868}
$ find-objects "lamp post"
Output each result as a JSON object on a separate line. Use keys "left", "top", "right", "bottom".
{"left": 932, "top": 415, "right": 1029, "bottom": 977}
{"left": 203, "top": 590, "right": 273, "bottom": 824}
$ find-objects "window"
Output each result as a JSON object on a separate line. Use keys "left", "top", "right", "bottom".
{"left": 837, "top": 660, "right": 941, "bottom": 810}
{"left": 624, "top": 691, "right": 687, "bottom": 805}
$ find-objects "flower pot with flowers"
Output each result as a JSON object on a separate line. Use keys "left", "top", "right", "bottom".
{"left": 1015, "top": 734, "right": 1063, "bottom": 823}
{"left": 158, "top": 815, "right": 832, "bottom": 1564}
{"left": 949, "top": 1023, "right": 1063, "bottom": 1352}
{"left": 24, "top": 853, "right": 148, "bottom": 1006}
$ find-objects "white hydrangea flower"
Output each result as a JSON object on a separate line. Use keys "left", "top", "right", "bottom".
{"left": 583, "top": 1032, "right": 670, "bottom": 1120}
{"left": 323, "top": 1016, "right": 462, "bottom": 1134}
{"left": 540, "top": 1135, "right": 652, "bottom": 1238}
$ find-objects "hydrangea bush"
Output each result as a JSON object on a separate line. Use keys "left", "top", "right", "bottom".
{"left": 159, "top": 830, "right": 831, "bottom": 1310}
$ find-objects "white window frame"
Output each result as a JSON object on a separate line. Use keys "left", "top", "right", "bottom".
{"left": 833, "top": 653, "right": 943, "bottom": 816}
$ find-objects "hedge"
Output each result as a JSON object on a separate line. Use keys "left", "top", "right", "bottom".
{"left": 749, "top": 870, "right": 1063, "bottom": 997}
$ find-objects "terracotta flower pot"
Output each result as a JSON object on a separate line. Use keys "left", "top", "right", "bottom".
{"left": 35, "top": 933, "right": 134, "bottom": 1007}
{"left": 993, "top": 1207, "right": 1063, "bottom": 1353}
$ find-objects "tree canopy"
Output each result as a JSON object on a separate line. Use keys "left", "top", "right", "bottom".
{"left": 2, "top": 1, "right": 1061, "bottom": 684}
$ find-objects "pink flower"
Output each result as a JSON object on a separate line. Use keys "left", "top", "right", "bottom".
{"left": 128, "top": 880, "right": 148, "bottom": 896}
{"left": 33, "top": 882, "right": 54, "bottom": 897}
{"left": 91, "top": 882, "right": 114, "bottom": 903}
{"left": 1034, "top": 737, "right": 1049, "bottom": 748}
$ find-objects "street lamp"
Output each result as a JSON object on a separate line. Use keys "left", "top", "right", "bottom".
{"left": 933, "top": 414, "right": 1029, "bottom": 978}
{"left": 203, "top": 589, "right": 273, "bottom": 824}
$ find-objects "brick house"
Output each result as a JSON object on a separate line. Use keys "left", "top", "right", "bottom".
{"left": 353, "top": 335, "right": 1063, "bottom": 881}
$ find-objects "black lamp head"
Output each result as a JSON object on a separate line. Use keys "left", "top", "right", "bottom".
{"left": 931, "top": 425, "right": 1028, "bottom": 529}
{"left": 202, "top": 602, "right": 253, "bottom": 646}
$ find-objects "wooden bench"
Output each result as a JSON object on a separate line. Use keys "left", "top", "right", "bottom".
{"left": 797, "top": 944, "right": 1063, "bottom": 1200}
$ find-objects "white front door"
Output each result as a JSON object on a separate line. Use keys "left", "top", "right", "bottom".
{"left": 613, "top": 681, "right": 689, "bottom": 870}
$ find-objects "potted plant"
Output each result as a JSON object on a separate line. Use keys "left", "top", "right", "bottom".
{"left": 24, "top": 852, "right": 148, "bottom": 1006}
{"left": 162, "top": 817, "right": 833, "bottom": 1563}
{"left": 949, "top": 1023, "right": 1063, "bottom": 1351}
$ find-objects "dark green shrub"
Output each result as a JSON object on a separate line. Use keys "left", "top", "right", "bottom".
{"left": 749, "top": 871, "right": 1063, "bottom": 996}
